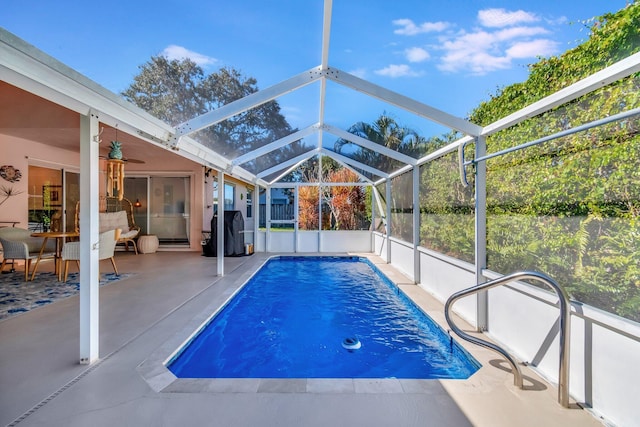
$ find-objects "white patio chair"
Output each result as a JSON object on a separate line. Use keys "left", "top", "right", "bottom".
{"left": 0, "top": 227, "right": 56, "bottom": 281}
{"left": 61, "top": 229, "right": 120, "bottom": 282}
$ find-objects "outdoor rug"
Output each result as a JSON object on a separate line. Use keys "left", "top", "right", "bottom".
{"left": 0, "top": 271, "right": 134, "bottom": 321}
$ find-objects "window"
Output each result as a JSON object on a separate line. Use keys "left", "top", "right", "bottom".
{"left": 28, "top": 165, "right": 63, "bottom": 232}
{"left": 224, "top": 183, "right": 235, "bottom": 210}
{"left": 246, "top": 189, "right": 252, "bottom": 218}
{"left": 213, "top": 180, "right": 235, "bottom": 212}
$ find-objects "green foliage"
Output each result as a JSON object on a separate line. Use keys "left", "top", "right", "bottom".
{"left": 420, "top": 3, "right": 640, "bottom": 322}
{"left": 470, "top": 2, "right": 640, "bottom": 125}
{"left": 419, "top": 151, "right": 475, "bottom": 263}
{"left": 390, "top": 171, "right": 414, "bottom": 242}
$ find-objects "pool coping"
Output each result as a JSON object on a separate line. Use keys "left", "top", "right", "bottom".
{"left": 137, "top": 253, "right": 477, "bottom": 395}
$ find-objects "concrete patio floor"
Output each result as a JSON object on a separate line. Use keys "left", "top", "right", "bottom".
{"left": 0, "top": 251, "right": 604, "bottom": 427}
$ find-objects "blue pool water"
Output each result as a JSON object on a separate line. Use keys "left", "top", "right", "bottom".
{"left": 168, "top": 256, "right": 480, "bottom": 379}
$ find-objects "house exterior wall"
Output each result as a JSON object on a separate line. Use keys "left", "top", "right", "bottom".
{"left": 1, "top": 135, "right": 79, "bottom": 228}
{"left": 1, "top": 135, "right": 206, "bottom": 252}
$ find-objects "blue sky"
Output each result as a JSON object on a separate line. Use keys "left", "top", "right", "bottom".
{"left": 2, "top": 0, "right": 627, "bottom": 137}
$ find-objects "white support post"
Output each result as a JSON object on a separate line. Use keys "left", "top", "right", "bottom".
{"left": 217, "top": 170, "right": 224, "bottom": 276}
{"left": 266, "top": 187, "right": 271, "bottom": 252}
{"left": 293, "top": 184, "right": 299, "bottom": 253}
{"left": 475, "top": 136, "right": 488, "bottom": 331}
{"left": 412, "top": 166, "right": 420, "bottom": 283}
{"left": 318, "top": 155, "right": 323, "bottom": 252}
{"left": 253, "top": 184, "right": 259, "bottom": 250}
{"left": 370, "top": 184, "right": 376, "bottom": 253}
{"left": 79, "top": 111, "right": 100, "bottom": 364}
{"left": 385, "top": 179, "right": 392, "bottom": 263}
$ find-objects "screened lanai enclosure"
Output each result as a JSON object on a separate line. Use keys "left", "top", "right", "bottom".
{"left": 161, "top": 14, "right": 639, "bottom": 427}
{"left": 1, "top": 1, "right": 639, "bottom": 426}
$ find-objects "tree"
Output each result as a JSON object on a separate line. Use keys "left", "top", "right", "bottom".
{"left": 334, "top": 114, "right": 427, "bottom": 174}
{"left": 122, "top": 56, "right": 297, "bottom": 163}
{"left": 321, "top": 168, "right": 367, "bottom": 230}
{"left": 298, "top": 185, "right": 319, "bottom": 230}
{"left": 122, "top": 56, "right": 208, "bottom": 125}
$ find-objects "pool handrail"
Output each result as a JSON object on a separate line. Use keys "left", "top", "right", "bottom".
{"left": 444, "top": 270, "right": 571, "bottom": 408}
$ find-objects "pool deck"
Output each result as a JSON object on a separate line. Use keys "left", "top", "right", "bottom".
{"left": 0, "top": 251, "right": 604, "bottom": 427}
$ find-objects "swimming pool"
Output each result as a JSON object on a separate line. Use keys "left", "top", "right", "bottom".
{"left": 168, "top": 256, "right": 480, "bottom": 379}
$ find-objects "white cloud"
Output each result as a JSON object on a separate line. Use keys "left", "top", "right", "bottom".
{"left": 435, "top": 25, "right": 557, "bottom": 74}
{"left": 389, "top": 8, "right": 561, "bottom": 76}
{"left": 494, "top": 26, "right": 549, "bottom": 41}
{"left": 161, "top": 45, "right": 217, "bottom": 67}
{"left": 478, "top": 8, "right": 539, "bottom": 28}
{"left": 506, "top": 39, "right": 558, "bottom": 58}
{"left": 405, "top": 47, "right": 430, "bottom": 63}
{"left": 438, "top": 50, "right": 511, "bottom": 74}
{"left": 393, "top": 19, "right": 450, "bottom": 36}
{"left": 374, "top": 64, "right": 422, "bottom": 78}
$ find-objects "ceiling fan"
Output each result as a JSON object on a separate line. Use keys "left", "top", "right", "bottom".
{"left": 98, "top": 126, "right": 146, "bottom": 164}
{"left": 99, "top": 155, "right": 146, "bottom": 164}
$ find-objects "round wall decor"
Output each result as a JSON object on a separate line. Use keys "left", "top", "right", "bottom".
{"left": 0, "top": 165, "right": 22, "bottom": 182}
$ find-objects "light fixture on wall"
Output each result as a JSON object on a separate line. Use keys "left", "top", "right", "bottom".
{"left": 134, "top": 199, "right": 142, "bottom": 208}
{"left": 204, "top": 166, "right": 212, "bottom": 183}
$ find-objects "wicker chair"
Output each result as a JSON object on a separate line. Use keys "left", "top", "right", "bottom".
{"left": 61, "top": 229, "right": 120, "bottom": 282}
{"left": 0, "top": 227, "right": 56, "bottom": 281}
{"left": 75, "top": 196, "right": 141, "bottom": 254}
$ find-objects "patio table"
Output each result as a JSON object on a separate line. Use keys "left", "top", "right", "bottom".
{"left": 31, "top": 231, "right": 79, "bottom": 281}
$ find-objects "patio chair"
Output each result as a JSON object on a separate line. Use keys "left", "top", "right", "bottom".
{"left": 75, "top": 197, "right": 141, "bottom": 254}
{"left": 0, "top": 227, "right": 56, "bottom": 281}
{"left": 61, "top": 229, "right": 120, "bottom": 282}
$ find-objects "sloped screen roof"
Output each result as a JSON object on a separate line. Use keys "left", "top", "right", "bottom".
{"left": 170, "top": 0, "right": 481, "bottom": 185}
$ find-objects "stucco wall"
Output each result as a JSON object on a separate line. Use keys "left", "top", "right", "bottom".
{"left": 1, "top": 135, "right": 205, "bottom": 251}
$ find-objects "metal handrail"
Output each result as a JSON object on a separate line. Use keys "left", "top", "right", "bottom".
{"left": 444, "top": 271, "right": 571, "bottom": 407}
{"left": 457, "top": 107, "right": 640, "bottom": 188}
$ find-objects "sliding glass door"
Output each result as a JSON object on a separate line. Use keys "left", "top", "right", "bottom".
{"left": 124, "top": 176, "right": 191, "bottom": 245}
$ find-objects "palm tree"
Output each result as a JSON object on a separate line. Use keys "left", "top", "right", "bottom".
{"left": 334, "top": 114, "right": 425, "bottom": 173}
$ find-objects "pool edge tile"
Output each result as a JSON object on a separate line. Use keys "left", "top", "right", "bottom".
{"left": 257, "top": 379, "right": 307, "bottom": 393}
{"left": 354, "top": 379, "right": 404, "bottom": 394}
{"left": 400, "top": 379, "right": 449, "bottom": 394}
{"left": 306, "top": 379, "right": 355, "bottom": 393}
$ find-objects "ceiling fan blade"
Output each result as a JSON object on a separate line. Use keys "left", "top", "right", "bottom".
{"left": 124, "top": 158, "right": 146, "bottom": 164}
{"left": 99, "top": 155, "right": 145, "bottom": 164}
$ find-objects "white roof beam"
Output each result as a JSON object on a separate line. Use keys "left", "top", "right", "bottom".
{"left": 257, "top": 148, "right": 320, "bottom": 179}
{"left": 178, "top": 136, "right": 267, "bottom": 185}
{"left": 320, "top": 148, "right": 388, "bottom": 179}
{"left": 481, "top": 51, "right": 640, "bottom": 136}
{"left": 318, "top": 0, "right": 332, "bottom": 139}
{"left": 268, "top": 155, "right": 318, "bottom": 185}
{"left": 325, "top": 66, "right": 482, "bottom": 136}
{"left": 414, "top": 135, "right": 473, "bottom": 168}
{"left": 409, "top": 52, "right": 640, "bottom": 171}
{"left": 0, "top": 29, "right": 174, "bottom": 144}
{"left": 174, "top": 66, "right": 324, "bottom": 143}
{"left": 323, "top": 123, "right": 418, "bottom": 166}
{"left": 321, "top": 0, "right": 332, "bottom": 70}
{"left": 232, "top": 124, "right": 320, "bottom": 166}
